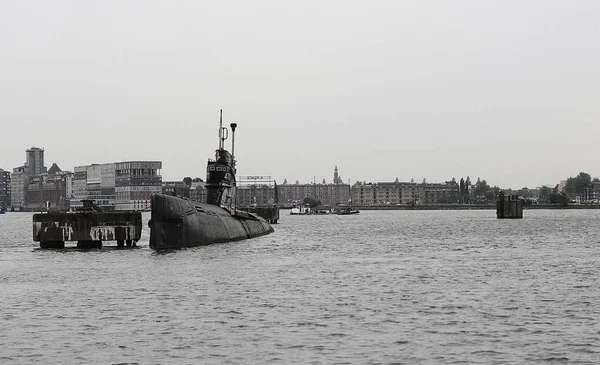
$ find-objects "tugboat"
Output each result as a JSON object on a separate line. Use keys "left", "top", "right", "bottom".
{"left": 148, "top": 111, "right": 274, "bottom": 249}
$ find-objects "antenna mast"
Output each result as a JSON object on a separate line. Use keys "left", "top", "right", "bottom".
{"left": 218, "top": 109, "right": 228, "bottom": 149}
{"left": 230, "top": 123, "right": 237, "bottom": 168}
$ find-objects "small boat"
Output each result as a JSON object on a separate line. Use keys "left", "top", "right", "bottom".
{"left": 148, "top": 110, "right": 274, "bottom": 249}
{"left": 337, "top": 207, "right": 360, "bottom": 215}
{"left": 290, "top": 204, "right": 311, "bottom": 215}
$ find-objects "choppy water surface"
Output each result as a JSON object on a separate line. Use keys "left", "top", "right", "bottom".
{"left": 1, "top": 209, "right": 599, "bottom": 364}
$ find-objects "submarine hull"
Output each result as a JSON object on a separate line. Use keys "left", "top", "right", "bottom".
{"left": 149, "top": 194, "right": 274, "bottom": 249}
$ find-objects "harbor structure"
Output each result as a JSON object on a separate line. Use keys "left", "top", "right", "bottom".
{"left": 33, "top": 200, "right": 142, "bottom": 249}
{"left": 0, "top": 169, "right": 10, "bottom": 208}
{"left": 496, "top": 192, "right": 523, "bottom": 218}
{"left": 73, "top": 161, "right": 162, "bottom": 211}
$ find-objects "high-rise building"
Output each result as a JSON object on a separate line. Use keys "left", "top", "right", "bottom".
{"left": 0, "top": 169, "right": 11, "bottom": 208}
{"left": 10, "top": 166, "right": 27, "bottom": 209}
{"left": 10, "top": 147, "right": 48, "bottom": 209}
{"left": 26, "top": 146, "right": 47, "bottom": 176}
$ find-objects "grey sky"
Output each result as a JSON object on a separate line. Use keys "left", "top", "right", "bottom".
{"left": 1, "top": 0, "right": 599, "bottom": 189}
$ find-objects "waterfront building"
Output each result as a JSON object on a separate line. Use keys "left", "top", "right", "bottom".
{"left": 235, "top": 175, "right": 277, "bottom": 207}
{"left": 72, "top": 164, "right": 115, "bottom": 208}
{"left": 24, "top": 165, "right": 71, "bottom": 211}
{"left": 0, "top": 169, "right": 10, "bottom": 208}
{"left": 351, "top": 180, "right": 459, "bottom": 206}
{"left": 278, "top": 181, "right": 350, "bottom": 207}
{"left": 114, "top": 161, "right": 162, "bottom": 211}
{"left": 352, "top": 181, "right": 422, "bottom": 205}
{"left": 276, "top": 167, "right": 351, "bottom": 207}
{"left": 422, "top": 182, "right": 459, "bottom": 204}
{"left": 72, "top": 166, "right": 89, "bottom": 205}
{"left": 190, "top": 180, "right": 207, "bottom": 203}
{"left": 374, "top": 182, "right": 403, "bottom": 205}
{"left": 10, "top": 146, "right": 48, "bottom": 209}
{"left": 591, "top": 181, "right": 600, "bottom": 202}
{"left": 10, "top": 166, "right": 27, "bottom": 209}
{"left": 73, "top": 161, "right": 162, "bottom": 211}
{"left": 236, "top": 184, "right": 276, "bottom": 207}
{"left": 352, "top": 182, "right": 376, "bottom": 206}
{"left": 162, "top": 181, "right": 190, "bottom": 198}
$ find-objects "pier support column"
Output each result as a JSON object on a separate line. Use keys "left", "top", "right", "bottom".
{"left": 40, "top": 241, "right": 65, "bottom": 249}
{"left": 77, "top": 240, "right": 102, "bottom": 249}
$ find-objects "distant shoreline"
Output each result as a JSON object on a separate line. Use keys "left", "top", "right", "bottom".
{"left": 353, "top": 204, "right": 600, "bottom": 211}
{"left": 7, "top": 204, "right": 600, "bottom": 213}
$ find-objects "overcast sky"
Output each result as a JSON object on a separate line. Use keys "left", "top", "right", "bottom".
{"left": 1, "top": 1, "right": 599, "bottom": 189}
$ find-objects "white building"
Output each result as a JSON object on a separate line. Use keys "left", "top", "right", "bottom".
{"left": 72, "top": 161, "right": 162, "bottom": 211}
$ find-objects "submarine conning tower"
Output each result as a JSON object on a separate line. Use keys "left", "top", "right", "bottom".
{"left": 206, "top": 110, "right": 238, "bottom": 209}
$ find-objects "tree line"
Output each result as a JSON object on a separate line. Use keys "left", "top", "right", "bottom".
{"left": 448, "top": 171, "right": 599, "bottom": 205}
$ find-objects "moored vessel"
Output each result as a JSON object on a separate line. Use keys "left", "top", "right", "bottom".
{"left": 290, "top": 204, "right": 311, "bottom": 215}
{"left": 336, "top": 207, "right": 360, "bottom": 215}
{"left": 148, "top": 111, "right": 274, "bottom": 249}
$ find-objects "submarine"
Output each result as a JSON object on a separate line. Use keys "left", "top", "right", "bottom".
{"left": 148, "top": 111, "right": 274, "bottom": 249}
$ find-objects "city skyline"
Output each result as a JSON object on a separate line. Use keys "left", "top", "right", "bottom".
{"left": 2, "top": 1, "right": 599, "bottom": 189}
{"left": 0, "top": 144, "right": 590, "bottom": 190}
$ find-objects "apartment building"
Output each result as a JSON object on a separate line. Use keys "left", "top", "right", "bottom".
{"left": 352, "top": 180, "right": 459, "bottom": 205}
{"left": 0, "top": 169, "right": 10, "bottom": 208}
{"left": 10, "top": 166, "right": 28, "bottom": 209}
{"left": 162, "top": 181, "right": 190, "bottom": 199}
{"left": 114, "top": 161, "right": 162, "bottom": 211}
{"left": 237, "top": 184, "right": 277, "bottom": 207}
{"left": 73, "top": 161, "right": 162, "bottom": 211}
{"left": 277, "top": 182, "right": 350, "bottom": 207}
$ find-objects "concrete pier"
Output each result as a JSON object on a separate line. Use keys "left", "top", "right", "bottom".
{"left": 33, "top": 208, "right": 142, "bottom": 248}
{"left": 496, "top": 192, "right": 523, "bottom": 219}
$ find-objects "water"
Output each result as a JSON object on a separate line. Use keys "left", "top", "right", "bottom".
{"left": 1, "top": 209, "right": 599, "bottom": 364}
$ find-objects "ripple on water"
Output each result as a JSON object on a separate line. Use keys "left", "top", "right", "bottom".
{"left": 1, "top": 210, "right": 600, "bottom": 363}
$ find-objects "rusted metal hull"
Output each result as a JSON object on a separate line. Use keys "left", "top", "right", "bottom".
{"left": 149, "top": 194, "right": 274, "bottom": 250}
{"left": 33, "top": 211, "right": 142, "bottom": 248}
